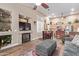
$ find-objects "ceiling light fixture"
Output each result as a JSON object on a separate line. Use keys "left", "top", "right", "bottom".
{"left": 33, "top": 3, "right": 41, "bottom": 10}
{"left": 70, "top": 8, "right": 75, "bottom": 15}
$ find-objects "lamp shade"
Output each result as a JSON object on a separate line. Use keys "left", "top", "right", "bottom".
{"left": 77, "top": 28, "right": 79, "bottom": 32}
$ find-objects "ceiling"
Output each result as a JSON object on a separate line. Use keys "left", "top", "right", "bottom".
{"left": 21, "top": 3, "right": 79, "bottom": 17}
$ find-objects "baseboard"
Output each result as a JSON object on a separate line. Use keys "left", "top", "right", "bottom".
{"left": 0, "top": 36, "right": 42, "bottom": 50}
{"left": 31, "top": 36, "right": 42, "bottom": 41}
{"left": 0, "top": 43, "right": 21, "bottom": 50}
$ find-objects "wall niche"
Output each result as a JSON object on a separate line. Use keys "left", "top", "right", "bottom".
{"left": 0, "top": 8, "right": 11, "bottom": 31}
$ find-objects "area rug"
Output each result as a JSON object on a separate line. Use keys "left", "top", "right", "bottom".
{"left": 19, "top": 46, "right": 61, "bottom": 56}
{"left": 18, "top": 48, "right": 36, "bottom": 56}
{"left": 19, "top": 39, "right": 63, "bottom": 56}
{"left": 24, "top": 50, "right": 37, "bottom": 56}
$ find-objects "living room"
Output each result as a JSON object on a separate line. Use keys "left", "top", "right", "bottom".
{"left": 0, "top": 3, "right": 79, "bottom": 56}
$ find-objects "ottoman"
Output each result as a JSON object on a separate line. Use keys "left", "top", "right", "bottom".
{"left": 36, "top": 39, "right": 57, "bottom": 56}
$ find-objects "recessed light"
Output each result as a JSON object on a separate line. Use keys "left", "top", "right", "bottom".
{"left": 35, "top": 3, "right": 41, "bottom": 6}
{"left": 71, "top": 8, "right": 75, "bottom": 11}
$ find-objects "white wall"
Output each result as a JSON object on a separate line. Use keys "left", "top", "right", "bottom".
{"left": 17, "top": 4, "right": 44, "bottom": 40}
{"left": 0, "top": 3, "right": 44, "bottom": 49}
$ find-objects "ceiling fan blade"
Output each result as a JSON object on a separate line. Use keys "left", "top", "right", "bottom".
{"left": 41, "top": 3, "right": 49, "bottom": 9}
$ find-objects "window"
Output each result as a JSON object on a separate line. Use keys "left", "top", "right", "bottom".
{"left": 37, "top": 16, "right": 44, "bottom": 33}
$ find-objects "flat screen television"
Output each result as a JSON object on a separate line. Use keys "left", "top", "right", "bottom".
{"left": 19, "top": 22, "right": 31, "bottom": 31}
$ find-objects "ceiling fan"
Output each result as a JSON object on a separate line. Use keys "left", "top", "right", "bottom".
{"left": 33, "top": 3, "right": 49, "bottom": 10}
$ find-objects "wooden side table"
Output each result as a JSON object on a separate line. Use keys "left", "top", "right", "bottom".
{"left": 42, "top": 31, "right": 53, "bottom": 40}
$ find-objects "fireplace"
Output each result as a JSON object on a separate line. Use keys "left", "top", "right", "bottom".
{"left": 22, "top": 33, "right": 31, "bottom": 43}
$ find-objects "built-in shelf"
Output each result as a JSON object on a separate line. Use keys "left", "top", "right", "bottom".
{"left": 19, "top": 19, "right": 28, "bottom": 23}
{"left": 19, "top": 14, "right": 31, "bottom": 44}
{"left": 0, "top": 8, "right": 11, "bottom": 32}
{"left": 19, "top": 30, "right": 31, "bottom": 34}
{"left": 0, "top": 31, "right": 12, "bottom": 36}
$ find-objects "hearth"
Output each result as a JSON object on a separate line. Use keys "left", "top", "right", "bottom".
{"left": 22, "top": 33, "right": 31, "bottom": 43}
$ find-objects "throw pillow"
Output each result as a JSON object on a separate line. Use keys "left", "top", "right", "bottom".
{"left": 71, "top": 34, "right": 79, "bottom": 46}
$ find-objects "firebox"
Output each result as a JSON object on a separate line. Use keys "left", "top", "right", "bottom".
{"left": 22, "top": 33, "right": 31, "bottom": 43}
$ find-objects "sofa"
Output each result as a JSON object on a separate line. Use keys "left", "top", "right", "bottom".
{"left": 64, "top": 34, "right": 79, "bottom": 56}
